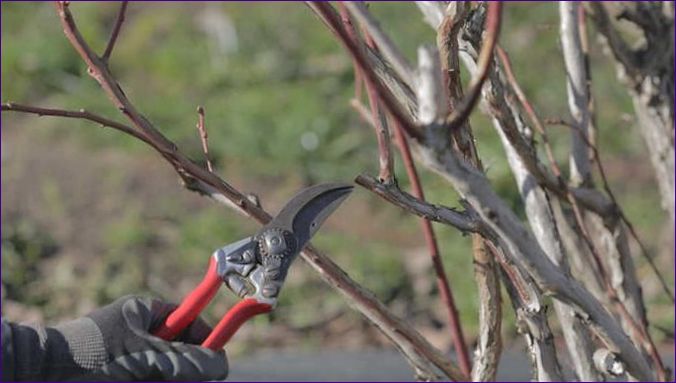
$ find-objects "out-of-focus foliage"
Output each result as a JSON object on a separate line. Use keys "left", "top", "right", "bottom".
{"left": 2, "top": 2, "right": 672, "bottom": 354}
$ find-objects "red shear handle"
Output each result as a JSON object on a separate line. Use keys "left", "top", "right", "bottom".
{"left": 201, "top": 298, "right": 272, "bottom": 350}
{"left": 153, "top": 257, "right": 222, "bottom": 340}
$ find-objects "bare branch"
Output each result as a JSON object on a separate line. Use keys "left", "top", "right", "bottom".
{"left": 444, "top": 2, "right": 502, "bottom": 131}
{"left": 587, "top": 2, "right": 675, "bottom": 226}
{"left": 195, "top": 106, "right": 213, "bottom": 172}
{"left": 459, "top": 12, "right": 660, "bottom": 379}
{"left": 415, "top": 1, "right": 445, "bottom": 30}
{"left": 546, "top": 119, "right": 675, "bottom": 302}
{"left": 560, "top": 6, "right": 667, "bottom": 379}
{"left": 415, "top": 46, "right": 447, "bottom": 125}
{"left": 307, "top": 1, "right": 423, "bottom": 142}
{"left": 560, "top": 2, "right": 593, "bottom": 187}
{"left": 469, "top": 238, "right": 502, "bottom": 382}
{"left": 342, "top": 1, "right": 415, "bottom": 88}
{"left": 389, "top": 116, "right": 472, "bottom": 377}
{"left": 318, "top": 1, "right": 656, "bottom": 378}
{"left": 486, "top": 243, "right": 563, "bottom": 382}
{"left": 359, "top": 38, "right": 395, "bottom": 184}
{"left": 1, "top": 102, "right": 148, "bottom": 144}
{"left": 355, "top": 174, "right": 481, "bottom": 234}
{"left": 102, "top": 1, "right": 129, "bottom": 61}
{"left": 434, "top": 9, "right": 504, "bottom": 380}
{"left": 494, "top": 108, "right": 600, "bottom": 381}
{"left": 585, "top": 3, "right": 638, "bottom": 82}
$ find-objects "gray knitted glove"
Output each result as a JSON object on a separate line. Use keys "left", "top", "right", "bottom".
{"left": 3, "top": 295, "right": 228, "bottom": 381}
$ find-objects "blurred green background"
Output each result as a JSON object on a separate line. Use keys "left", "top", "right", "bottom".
{"left": 2, "top": 2, "right": 672, "bottom": 357}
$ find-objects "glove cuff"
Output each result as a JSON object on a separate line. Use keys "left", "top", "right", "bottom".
{"left": 56, "top": 317, "right": 108, "bottom": 372}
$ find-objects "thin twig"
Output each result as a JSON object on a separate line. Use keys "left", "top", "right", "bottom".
{"left": 444, "top": 2, "right": 502, "bottom": 131}
{"left": 342, "top": 1, "right": 415, "bottom": 88}
{"left": 390, "top": 117, "right": 472, "bottom": 376}
{"left": 102, "top": 1, "right": 128, "bottom": 61}
{"left": 349, "top": 98, "right": 375, "bottom": 128}
{"left": 195, "top": 105, "right": 213, "bottom": 172}
{"left": 338, "top": 4, "right": 394, "bottom": 184}
{"left": 1, "top": 102, "right": 148, "bottom": 144}
{"left": 307, "top": 1, "right": 422, "bottom": 142}
{"left": 435, "top": 8, "right": 503, "bottom": 379}
{"left": 498, "top": 41, "right": 666, "bottom": 380}
{"left": 546, "top": 118, "right": 675, "bottom": 303}
{"left": 336, "top": 3, "right": 364, "bottom": 103}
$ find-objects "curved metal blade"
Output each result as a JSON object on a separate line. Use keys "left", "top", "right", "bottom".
{"left": 258, "top": 183, "right": 353, "bottom": 245}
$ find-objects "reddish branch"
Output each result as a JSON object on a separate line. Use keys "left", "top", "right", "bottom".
{"left": 195, "top": 106, "right": 213, "bottom": 172}
{"left": 390, "top": 117, "right": 473, "bottom": 377}
{"left": 444, "top": 2, "right": 501, "bottom": 130}
{"left": 337, "top": 4, "right": 470, "bottom": 373}
{"left": 308, "top": 2, "right": 422, "bottom": 141}
{"left": 545, "top": 118, "right": 674, "bottom": 302}
{"left": 337, "top": 3, "right": 394, "bottom": 184}
{"left": 1, "top": 102, "right": 148, "bottom": 143}
{"left": 102, "top": 1, "right": 128, "bottom": 61}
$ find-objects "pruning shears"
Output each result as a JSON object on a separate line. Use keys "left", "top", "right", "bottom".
{"left": 153, "top": 183, "right": 353, "bottom": 350}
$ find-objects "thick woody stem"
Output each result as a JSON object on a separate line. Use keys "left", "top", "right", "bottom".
{"left": 560, "top": 2, "right": 593, "bottom": 188}
{"left": 560, "top": 5, "right": 665, "bottom": 379}
{"left": 436, "top": 8, "right": 503, "bottom": 379}
{"left": 546, "top": 119, "right": 674, "bottom": 303}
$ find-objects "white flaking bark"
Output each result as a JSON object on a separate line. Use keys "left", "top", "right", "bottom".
{"left": 587, "top": 2, "right": 675, "bottom": 224}
{"left": 496, "top": 117, "right": 601, "bottom": 381}
{"left": 561, "top": 1, "right": 649, "bottom": 355}
{"left": 560, "top": 2, "right": 593, "bottom": 187}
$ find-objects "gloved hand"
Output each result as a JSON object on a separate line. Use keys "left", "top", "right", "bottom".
{"left": 3, "top": 295, "right": 228, "bottom": 381}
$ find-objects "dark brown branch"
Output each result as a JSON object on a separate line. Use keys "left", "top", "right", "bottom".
{"left": 355, "top": 174, "right": 483, "bottom": 235}
{"left": 195, "top": 105, "right": 213, "bottom": 172}
{"left": 102, "top": 1, "right": 128, "bottom": 61}
{"left": 1, "top": 102, "right": 148, "bottom": 144}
